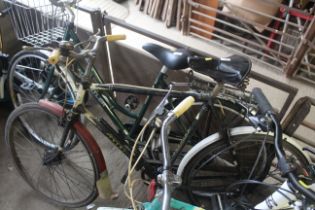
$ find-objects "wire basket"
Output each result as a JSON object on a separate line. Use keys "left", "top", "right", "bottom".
{"left": 4, "top": 0, "right": 73, "bottom": 46}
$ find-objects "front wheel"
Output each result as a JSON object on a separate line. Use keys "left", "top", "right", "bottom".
{"left": 4, "top": 103, "right": 99, "bottom": 207}
{"left": 179, "top": 128, "right": 309, "bottom": 209}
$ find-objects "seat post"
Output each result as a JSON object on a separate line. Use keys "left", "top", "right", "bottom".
{"left": 160, "top": 65, "right": 169, "bottom": 74}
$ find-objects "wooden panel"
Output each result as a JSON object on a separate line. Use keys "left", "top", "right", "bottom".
{"left": 190, "top": 0, "right": 218, "bottom": 39}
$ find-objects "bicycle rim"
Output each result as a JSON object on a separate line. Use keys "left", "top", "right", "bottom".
{"left": 5, "top": 104, "right": 99, "bottom": 207}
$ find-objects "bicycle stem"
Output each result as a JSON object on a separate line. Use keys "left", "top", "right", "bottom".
{"left": 159, "top": 112, "right": 176, "bottom": 210}
{"left": 161, "top": 113, "right": 176, "bottom": 171}
{"left": 159, "top": 96, "right": 195, "bottom": 210}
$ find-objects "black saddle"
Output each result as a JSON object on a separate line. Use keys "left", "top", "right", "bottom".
{"left": 188, "top": 55, "right": 251, "bottom": 87}
{"left": 143, "top": 43, "right": 191, "bottom": 70}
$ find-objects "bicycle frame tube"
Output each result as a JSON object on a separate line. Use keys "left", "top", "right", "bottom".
{"left": 129, "top": 69, "right": 169, "bottom": 136}
{"left": 89, "top": 82, "right": 211, "bottom": 133}
{"left": 90, "top": 69, "right": 170, "bottom": 137}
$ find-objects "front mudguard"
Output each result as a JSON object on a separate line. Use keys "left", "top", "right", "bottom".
{"left": 39, "top": 100, "right": 116, "bottom": 199}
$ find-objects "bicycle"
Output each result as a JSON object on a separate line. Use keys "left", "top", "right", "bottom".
{"left": 175, "top": 88, "right": 312, "bottom": 209}
{"left": 95, "top": 91, "right": 315, "bottom": 210}
{"left": 251, "top": 88, "right": 315, "bottom": 209}
{"left": 4, "top": 32, "right": 310, "bottom": 208}
{"left": 2, "top": 32, "right": 255, "bottom": 207}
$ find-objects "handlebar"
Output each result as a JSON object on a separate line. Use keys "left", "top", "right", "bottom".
{"left": 47, "top": 34, "right": 126, "bottom": 65}
{"left": 252, "top": 88, "right": 274, "bottom": 115}
{"left": 106, "top": 34, "right": 127, "bottom": 42}
{"left": 252, "top": 88, "right": 315, "bottom": 202}
{"left": 173, "top": 96, "right": 195, "bottom": 118}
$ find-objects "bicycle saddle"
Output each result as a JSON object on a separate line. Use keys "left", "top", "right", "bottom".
{"left": 143, "top": 43, "right": 191, "bottom": 70}
{"left": 188, "top": 55, "right": 251, "bottom": 87}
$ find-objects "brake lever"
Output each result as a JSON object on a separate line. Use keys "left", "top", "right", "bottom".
{"left": 234, "top": 100, "right": 269, "bottom": 132}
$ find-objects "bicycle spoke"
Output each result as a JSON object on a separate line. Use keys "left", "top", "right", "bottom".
{"left": 14, "top": 126, "right": 44, "bottom": 159}
{"left": 47, "top": 166, "right": 68, "bottom": 201}
{"left": 63, "top": 158, "right": 95, "bottom": 179}
{"left": 58, "top": 164, "right": 89, "bottom": 199}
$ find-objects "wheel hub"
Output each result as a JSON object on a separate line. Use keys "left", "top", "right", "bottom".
{"left": 43, "top": 149, "right": 64, "bottom": 165}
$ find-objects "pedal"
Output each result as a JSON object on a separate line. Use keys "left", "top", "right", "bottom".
{"left": 96, "top": 171, "right": 119, "bottom": 200}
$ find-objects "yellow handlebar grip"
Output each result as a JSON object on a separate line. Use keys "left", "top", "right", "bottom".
{"left": 173, "top": 96, "right": 195, "bottom": 118}
{"left": 106, "top": 34, "right": 126, "bottom": 42}
{"left": 48, "top": 49, "right": 61, "bottom": 65}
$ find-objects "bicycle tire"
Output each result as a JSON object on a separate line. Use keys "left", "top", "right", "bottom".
{"left": 5, "top": 103, "right": 100, "bottom": 207}
{"left": 179, "top": 129, "right": 309, "bottom": 209}
{"left": 8, "top": 49, "right": 76, "bottom": 107}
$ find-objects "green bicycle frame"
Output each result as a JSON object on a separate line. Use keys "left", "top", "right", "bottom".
{"left": 62, "top": 22, "right": 172, "bottom": 138}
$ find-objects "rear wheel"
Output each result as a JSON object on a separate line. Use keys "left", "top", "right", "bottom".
{"left": 5, "top": 103, "right": 99, "bottom": 207}
{"left": 8, "top": 50, "right": 76, "bottom": 107}
{"left": 180, "top": 131, "right": 309, "bottom": 209}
